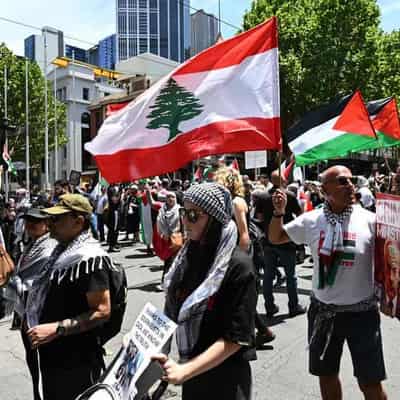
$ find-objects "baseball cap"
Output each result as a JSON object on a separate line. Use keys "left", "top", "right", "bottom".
{"left": 43, "top": 194, "right": 93, "bottom": 215}
{"left": 22, "top": 207, "right": 49, "bottom": 220}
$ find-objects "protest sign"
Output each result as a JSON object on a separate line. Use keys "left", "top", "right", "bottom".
{"left": 76, "top": 303, "right": 176, "bottom": 400}
{"left": 375, "top": 193, "right": 400, "bottom": 319}
{"left": 245, "top": 151, "right": 267, "bottom": 170}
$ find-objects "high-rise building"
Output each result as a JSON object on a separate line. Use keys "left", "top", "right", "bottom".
{"left": 24, "top": 26, "right": 64, "bottom": 73}
{"left": 65, "top": 45, "right": 88, "bottom": 62}
{"left": 98, "top": 34, "right": 117, "bottom": 70}
{"left": 116, "top": 0, "right": 190, "bottom": 64}
{"left": 87, "top": 45, "right": 100, "bottom": 66}
{"left": 191, "top": 9, "right": 219, "bottom": 56}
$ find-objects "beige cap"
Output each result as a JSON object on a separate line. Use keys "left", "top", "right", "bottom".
{"left": 43, "top": 194, "right": 93, "bottom": 215}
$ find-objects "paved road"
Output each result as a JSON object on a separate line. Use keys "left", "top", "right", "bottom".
{"left": 1, "top": 240, "right": 399, "bottom": 399}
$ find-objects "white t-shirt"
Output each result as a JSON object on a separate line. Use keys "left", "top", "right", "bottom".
{"left": 284, "top": 207, "right": 376, "bottom": 305}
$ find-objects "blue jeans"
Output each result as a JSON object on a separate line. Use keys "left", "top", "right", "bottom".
{"left": 263, "top": 245, "right": 299, "bottom": 312}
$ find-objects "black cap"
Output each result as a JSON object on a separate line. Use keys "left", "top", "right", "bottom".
{"left": 22, "top": 207, "right": 49, "bottom": 220}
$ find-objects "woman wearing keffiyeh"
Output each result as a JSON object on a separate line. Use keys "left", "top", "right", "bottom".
{"left": 2, "top": 207, "right": 56, "bottom": 400}
{"left": 153, "top": 183, "right": 257, "bottom": 400}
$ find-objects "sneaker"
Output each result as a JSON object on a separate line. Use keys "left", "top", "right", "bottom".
{"left": 266, "top": 304, "right": 280, "bottom": 319}
{"left": 256, "top": 328, "right": 276, "bottom": 348}
{"left": 289, "top": 304, "right": 307, "bottom": 318}
{"left": 108, "top": 247, "right": 121, "bottom": 253}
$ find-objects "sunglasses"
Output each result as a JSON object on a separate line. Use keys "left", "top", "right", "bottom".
{"left": 325, "top": 176, "right": 357, "bottom": 186}
{"left": 336, "top": 176, "right": 358, "bottom": 186}
{"left": 179, "top": 207, "right": 207, "bottom": 223}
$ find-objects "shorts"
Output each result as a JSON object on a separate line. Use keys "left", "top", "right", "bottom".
{"left": 307, "top": 304, "right": 386, "bottom": 384}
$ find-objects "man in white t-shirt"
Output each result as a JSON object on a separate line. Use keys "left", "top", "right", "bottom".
{"left": 268, "top": 165, "right": 387, "bottom": 400}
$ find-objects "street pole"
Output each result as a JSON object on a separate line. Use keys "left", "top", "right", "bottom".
{"left": 43, "top": 29, "right": 49, "bottom": 190}
{"left": 219, "top": 0, "right": 222, "bottom": 35}
{"left": 54, "top": 66, "right": 58, "bottom": 181}
{"left": 4, "top": 65, "right": 9, "bottom": 201}
{"left": 25, "top": 59, "right": 30, "bottom": 194}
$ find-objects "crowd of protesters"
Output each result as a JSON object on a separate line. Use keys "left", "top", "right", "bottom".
{"left": 0, "top": 160, "right": 399, "bottom": 400}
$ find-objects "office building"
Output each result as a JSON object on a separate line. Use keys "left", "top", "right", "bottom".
{"left": 99, "top": 34, "right": 117, "bottom": 70}
{"left": 116, "top": 0, "right": 191, "bottom": 63}
{"left": 191, "top": 9, "right": 219, "bottom": 56}
{"left": 24, "top": 26, "right": 64, "bottom": 73}
{"left": 65, "top": 44, "right": 88, "bottom": 62}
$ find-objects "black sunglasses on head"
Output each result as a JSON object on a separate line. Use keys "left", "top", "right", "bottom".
{"left": 179, "top": 207, "right": 207, "bottom": 223}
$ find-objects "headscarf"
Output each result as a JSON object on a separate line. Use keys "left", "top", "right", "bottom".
{"left": 163, "top": 183, "right": 237, "bottom": 361}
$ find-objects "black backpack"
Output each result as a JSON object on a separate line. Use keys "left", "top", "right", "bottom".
{"left": 98, "top": 261, "right": 128, "bottom": 345}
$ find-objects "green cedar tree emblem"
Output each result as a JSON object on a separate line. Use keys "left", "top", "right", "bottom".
{"left": 146, "top": 77, "right": 204, "bottom": 141}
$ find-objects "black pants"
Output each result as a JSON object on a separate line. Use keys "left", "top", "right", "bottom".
{"left": 21, "top": 329, "right": 41, "bottom": 400}
{"left": 107, "top": 227, "right": 119, "bottom": 248}
{"left": 40, "top": 360, "right": 102, "bottom": 400}
{"left": 96, "top": 213, "right": 105, "bottom": 242}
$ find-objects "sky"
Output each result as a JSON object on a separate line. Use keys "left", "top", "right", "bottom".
{"left": 0, "top": 0, "right": 399, "bottom": 56}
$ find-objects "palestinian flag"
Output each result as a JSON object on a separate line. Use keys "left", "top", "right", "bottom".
{"left": 288, "top": 91, "right": 376, "bottom": 166}
{"left": 85, "top": 17, "right": 281, "bottom": 183}
{"left": 350, "top": 97, "right": 400, "bottom": 153}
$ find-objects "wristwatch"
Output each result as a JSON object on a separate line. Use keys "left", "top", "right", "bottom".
{"left": 56, "top": 322, "right": 67, "bottom": 337}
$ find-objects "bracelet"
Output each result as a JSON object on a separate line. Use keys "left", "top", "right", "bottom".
{"left": 272, "top": 213, "right": 284, "bottom": 218}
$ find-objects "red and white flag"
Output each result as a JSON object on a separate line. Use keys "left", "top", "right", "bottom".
{"left": 85, "top": 17, "right": 281, "bottom": 183}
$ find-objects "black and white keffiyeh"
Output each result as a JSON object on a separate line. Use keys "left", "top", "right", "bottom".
{"left": 157, "top": 203, "right": 180, "bottom": 237}
{"left": 2, "top": 234, "right": 57, "bottom": 317}
{"left": 183, "top": 183, "right": 233, "bottom": 225}
{"left": 163, "top": 220, "right": 237, "bottom": 361}
{"left": 25, "top": 231, "right": 115, "bottom": 328}
{"left": 319, "top": 202, "right": 353, "bottom": 288}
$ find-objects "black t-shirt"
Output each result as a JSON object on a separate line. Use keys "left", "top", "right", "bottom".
{"left": 173, "top": 247, "right": 257, "bottom": 362}
{"left": 39, "top": 266, "right": 110, "bottom": 367}
{"left": 254, "top": 187, "right": 302, "bottom": 248}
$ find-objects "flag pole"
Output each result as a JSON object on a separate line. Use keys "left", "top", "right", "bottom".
{"left": 4, "top": 65, "right": 9, "bottom": 201}
{"left": 278, "top": 151, "right": 282, "bottom": 187}
{"left": 25, "top": 59, "right": 30, "bottom": 194}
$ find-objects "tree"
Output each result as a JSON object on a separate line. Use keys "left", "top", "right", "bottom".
{"left": 375, "top": 30, "right": 400, "bottom": 99}
{"left": 242, "top": 0, "right": 384, "bottom": 132}
{"left": 0, "top": 43, "right": 67, "bottom": 171}
{"left": 146, "top": 78, "right": 203, "bottom": 141}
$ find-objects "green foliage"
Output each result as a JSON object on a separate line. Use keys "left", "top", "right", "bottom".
{"left": 375, "top": 30, "right": 400, "bottom": 98}
{"left": 146, "top": 78, "right": 203, "bottom": 141}
{"left": 0, "top": 43, "right": 67, "bottom": 168}
{"left": 242, "top": 0, "right": 398, "bottom": 132}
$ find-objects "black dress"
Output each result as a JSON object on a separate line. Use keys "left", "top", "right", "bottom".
{"left": 172, "top": 242, "right": 257, "bottom": 400}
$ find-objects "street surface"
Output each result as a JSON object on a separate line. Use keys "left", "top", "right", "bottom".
{"left": 1, "top": 240, "right": 399, "bottom": 400}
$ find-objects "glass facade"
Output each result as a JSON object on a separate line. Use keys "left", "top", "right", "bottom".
{"left": 65, "top": 45, "right": 87, "bottom": 62}
{"left": 116, "top": 0, "right": 191, "bottom": 63}
{"left": 98, "top": 34, "right": 117, "bottom": 70}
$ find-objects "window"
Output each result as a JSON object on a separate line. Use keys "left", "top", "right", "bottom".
{"left": 82, "top": 88, "right": 90, "bottom": 101}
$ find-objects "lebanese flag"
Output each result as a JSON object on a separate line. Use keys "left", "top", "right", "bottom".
{"left": 287, "top": 91, "right": 376, "bottom": 166}
{"left": 351, "top": 97, "right": 400, "bottom": 153}
{"left": 106, "top": 101, "right": 131, "bottom": 117}
{"left": 85, "top": 17, "right": 281, "bottom": 183}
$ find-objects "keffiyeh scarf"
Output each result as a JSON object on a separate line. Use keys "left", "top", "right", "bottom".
{"left": 25, "top": 231, "right": 115, "bottom": 328}
{"left": 2, "top": 234, "right": 57, "bottom": 317}
{"left": 157, "top": 203, "right": 180, "bottom": 237}
{"left": 319, "top": 202, "right": 353, "bottom": 288}
{"left": 163, "top": 220, "right": 238, "bottom": 361}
